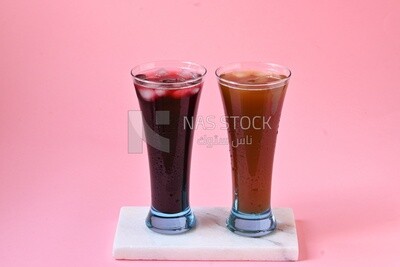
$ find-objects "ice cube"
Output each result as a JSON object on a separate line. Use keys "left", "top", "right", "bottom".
{"left": 190, "top": 87, "right": 200, "bottom": 94}
{"left": 154, "top": 68, "right": 168, "bottom": 78}
{"left": 177, "top": 69, "right": 194, "bottom": 80}
{"left": 232, "top": 71, "right": 248, "bottom": 78}
{"left": 138, "top": 89, "right": 155, "bottom": 101}
{"left": 179, "top": 69, "right": 202, "bottom": 81}
{"left": 254, "top": 74, "right": 280, "bottom": 84}
{"left": 154, "top": 89, "right": 167, "bottom": 97}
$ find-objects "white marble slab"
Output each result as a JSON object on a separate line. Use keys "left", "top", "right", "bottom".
{"left": 113, "top": 207, "right": 298, "bottom": 261}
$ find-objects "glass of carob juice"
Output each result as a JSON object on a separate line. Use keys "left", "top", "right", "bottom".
{"left": 216, "top": 62, "right": 291, "bottom": 237}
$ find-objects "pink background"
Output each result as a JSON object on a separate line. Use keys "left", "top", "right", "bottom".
{"left": 1, "top": 0, "right": 400, "bottom": 266}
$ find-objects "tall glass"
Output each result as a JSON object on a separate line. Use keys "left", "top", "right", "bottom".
{"left": 131, "top": 61, "right": 206, "bottom": 234}
{"left": 216, "top": 62, "right": 291, "bottom": 237}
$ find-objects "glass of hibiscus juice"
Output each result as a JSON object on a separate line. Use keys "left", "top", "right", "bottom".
{"left": 131, "top": 61, "right": 206, "bottom": 234}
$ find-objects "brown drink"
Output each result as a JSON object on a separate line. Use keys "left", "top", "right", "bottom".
{"left": 216, "top": 63, "right": 291, "bottom": 237}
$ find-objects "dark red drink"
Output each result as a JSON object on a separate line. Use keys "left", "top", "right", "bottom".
{"left": 134, "top": 68, "right": 202, "bottom": 214}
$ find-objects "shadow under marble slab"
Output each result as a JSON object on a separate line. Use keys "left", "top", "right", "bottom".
{"left": 113, "top": 207, "right": 298, "bottom": 261}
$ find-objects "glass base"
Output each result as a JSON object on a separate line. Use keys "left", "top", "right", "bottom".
{"left": 226, "top": 208, "right": 276, "bottom": 237}
{"left": 145, "top": 207, "right": 196, "bottom": 234}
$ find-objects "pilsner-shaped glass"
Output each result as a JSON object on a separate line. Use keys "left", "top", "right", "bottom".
{"left": 216, "top": 62, "right": 291, "bottom": 237}
{"left": 131, "top": 61, "right": 206, "bottom": 234}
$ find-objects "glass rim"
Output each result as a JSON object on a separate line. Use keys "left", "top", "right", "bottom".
{"left": 215, "top": 62, "right": 291, "bottom": 89}
{"left": 131, "top": 60, "right": 207, "bottom": 87}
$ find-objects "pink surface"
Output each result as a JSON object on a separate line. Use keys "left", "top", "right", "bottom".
{"left": 1, "top": 0, "right": 399, "bottom": 266}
